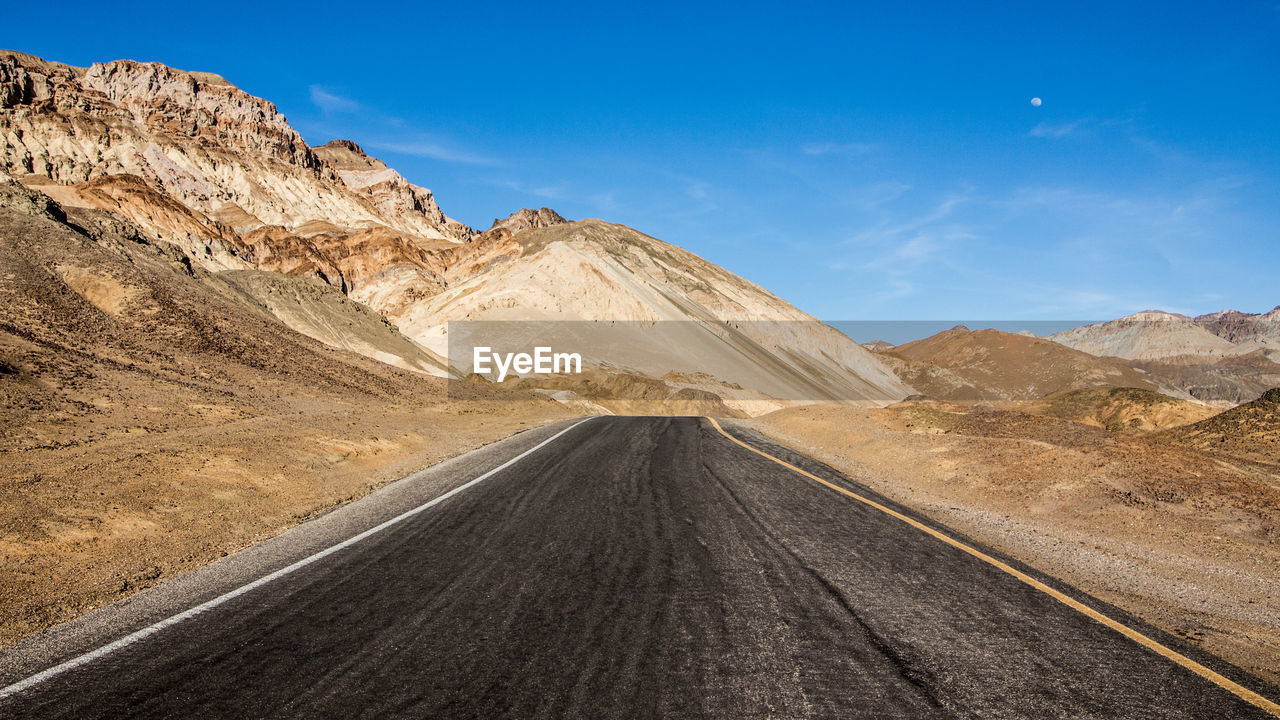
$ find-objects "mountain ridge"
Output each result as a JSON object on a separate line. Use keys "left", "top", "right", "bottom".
{"left": 0, "top": 49, "right": 912, "bottom": 412}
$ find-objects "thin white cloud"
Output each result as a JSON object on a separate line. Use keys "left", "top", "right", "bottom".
{"left": 367, "top": 141, "right": 498, "bottom": 166}
{"left": 855, "top": 180, "right": 912, "bottom": 209}
{"left": 841, "top": 191, "right": 979, "bottom": 305}
{"left": 1131, "top": 135, "right": 1188, "bottom": 163}
{"left": 1029, "top": 120, "right": 1084, "bottom": 138}
{"left": 487, "top": 179, "right": 571, "bottom": 200}
{"left": 309, "top": 85, "right": 360, "bottom": 113}
{"left": 848, "top": 191, "right": 972, "bottom": 248}
{"left": 802, "top": 141, "right": 875, "bottom": 156}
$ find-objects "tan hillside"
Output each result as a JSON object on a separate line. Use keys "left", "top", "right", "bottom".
{"left": 1119, "top": 351, "right": 1280, "bottom": 408}
{"left": 0, "top": 175, "right": 569, "bottom": 643}
{"left": 1050, "top": 311, "right": 1242, "bottom": 361}
{"left": 395, "top": 220, "right": 913, "bottom": 412}
{"left": 883, "top": 325, "right": 1186, "bottom": 404}
{"left": 1024, "top": 385, "right": 1218, "bottom": 433}
{"left": 211, "top": 269, "right": 452, "bottom": 376}
{"left": 1169, "top": 388, "right": 1280, "bottom": 464}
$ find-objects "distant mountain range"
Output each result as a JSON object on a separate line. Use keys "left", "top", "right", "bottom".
{"left": 1050, "top": 309, "right": 1280, "bottom": 361}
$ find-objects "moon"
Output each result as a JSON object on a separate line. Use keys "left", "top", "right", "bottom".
{"left": 1031, "top": 97, "right": 1043, "bottom": 107}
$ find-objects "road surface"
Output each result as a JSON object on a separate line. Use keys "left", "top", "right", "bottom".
{"left": 1, "top": 416, "right": 1277, "bottom": 718}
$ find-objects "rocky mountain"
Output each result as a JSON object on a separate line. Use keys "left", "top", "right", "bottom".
{"left": 0, "top": 51, "right": 471, "bottom": 247}
{"left": 489, "top": 207, "right": 567, "bottom": 233}
{"left": 882, "top": 325, "right": 1188, "bottom": 404}
{"left": 1047, "top": 309, "right": 1280, "bottom": 406}
{"left": 1050, "top": 308, "right": 1280, "bottom": 361}
{"left": 0, "top": 50, "right": 482, "bottom": 323}
{"left": 0, "top": 173, "right": 470, "bottom": 453}
{"left": 1049, "top": 311, "right": 1241, "bottom": 361}
{"left": 1194, "top": 307, "right": 1280, "bottom": 351}
{"left": 397, "top": 220, "right": 912, "bottom": 413}
{"left": 0, "top": 49, "right": 912, "bottom": 414}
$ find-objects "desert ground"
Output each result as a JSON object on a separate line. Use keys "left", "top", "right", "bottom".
{"left": 0, "top": 376, "right": 569, "bottom": 645}
{"left": 0, "top": 176, "right": 571, "bottom": 644}
{"left": 747, "top": 400, "right": 1280, "bottom": 685}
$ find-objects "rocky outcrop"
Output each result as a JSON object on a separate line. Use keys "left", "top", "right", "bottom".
{"left": 1026, "top": 386, "right": 1217, "bottom": 433}
{"left": 313, "top": 140, "right": 472, "bottom": 242}
{"left": 1193, "top": 306, "right": 1280, "bottom": 350}
{"left": 0, "top": 51, "right": 468, "bottom": 243}
{"left": 1171, "top": 386, "right": 1280, "bottom": 464}
{"left": 489, "top": 207, "right": 567, "bottom": 234}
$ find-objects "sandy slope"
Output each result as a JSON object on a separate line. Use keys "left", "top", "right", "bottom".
{"left": 398, "top": 220, "right": 911, "bottom": 411}
{"left": 0, "top": 176, "right": 570, "bottom": 645}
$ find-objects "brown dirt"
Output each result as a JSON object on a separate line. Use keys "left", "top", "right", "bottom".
{"left": 1120, "top": 352, "right": 1280, "bottom": 407}
{"left": 885, "top": 326, "right": 1181, "bottom": 403}
{"left": 1024, "top": 385, "right": 1219, "bottom": 433}
{"left": 1169, "top": 388, "right": 1280, "bottom": 464}
{"left": 746, "top": 403, "right": 1280, "bottom": 685}
{"left": 0, "top": 178, "right": 571, "bottom": 645}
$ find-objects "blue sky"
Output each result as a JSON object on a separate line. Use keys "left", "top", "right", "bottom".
{"left": 4, "top": 1, "right": 1278, "bottom": 321}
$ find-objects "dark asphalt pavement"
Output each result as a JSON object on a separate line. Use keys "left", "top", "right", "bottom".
{"left": 2, "top": 416, "right": 1277, "bottom": 718}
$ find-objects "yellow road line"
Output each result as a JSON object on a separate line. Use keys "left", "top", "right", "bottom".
{"left": 704, "top": 416, "right": 1280, "bottom": 717}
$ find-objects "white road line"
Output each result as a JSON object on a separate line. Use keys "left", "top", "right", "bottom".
{"left": 0, "top": 417, "right": 595, "bottom": 701}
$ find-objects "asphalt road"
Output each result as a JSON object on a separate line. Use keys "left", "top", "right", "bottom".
{"left": 2, "top": 416, "right": 1277, "bottom": 718}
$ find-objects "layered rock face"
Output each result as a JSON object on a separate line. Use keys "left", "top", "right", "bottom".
{"left": 312, "top": 140, "right": 472, "bottom": 242}
{"left": 0, "top": 50, "right": 483, "bottom": 312}
{"left": 1194, "top": 307, "right": 1280, "bottom": 350}
{"left": 0, "top": 51, "right": 470, "bottom": 245}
